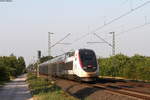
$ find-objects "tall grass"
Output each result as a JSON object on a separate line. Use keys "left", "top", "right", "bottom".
{"left": 27, "top": 73, "right": 78, "bottom": 100}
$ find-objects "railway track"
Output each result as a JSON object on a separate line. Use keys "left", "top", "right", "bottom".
{"left": 54, "top": 78, "right": 150, "bottom": 100}
{"left": 91, "top": 83, "right": 150, "bottom": 100}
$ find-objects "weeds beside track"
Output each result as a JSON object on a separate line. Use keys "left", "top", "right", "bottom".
{"left": 27, "top": 73, "right": 78, "bottom": 100}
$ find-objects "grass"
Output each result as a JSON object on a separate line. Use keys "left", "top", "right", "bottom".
{"left": 27, "top": 73, "right": 78, "bottom": 100}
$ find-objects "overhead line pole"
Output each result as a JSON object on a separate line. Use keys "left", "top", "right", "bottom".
{"left": 110, "top": 32, "right": 116, "bottom": 77}
{"left": 48, "top": 32, "right": 54, "bottom": 57}
{"left": 110, "top": 32, "right": 115, "bottom": 56}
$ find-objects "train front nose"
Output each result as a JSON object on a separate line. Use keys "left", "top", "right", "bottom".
{"left": 82, "top": 60, "right": 97, "bottom": 72}
{"left": 79, "top": 49, "right": 98, "bottom": 72}
{"left": 83, "top": 64, "right": 97, "bottom": 70}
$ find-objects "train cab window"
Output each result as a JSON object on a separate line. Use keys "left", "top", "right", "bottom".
{"left": 79, "top": 49, "right": 97, "bottom": 72}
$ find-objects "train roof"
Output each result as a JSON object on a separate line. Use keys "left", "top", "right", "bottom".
{"left": 39, "top": 48, "right": 95, "bottom": 66}
{"left": 39, "top": 51, "right": 75, "bottom": 66}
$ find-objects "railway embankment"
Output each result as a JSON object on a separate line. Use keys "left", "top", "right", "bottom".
{"left": 55, "top": 78, "right": 139, "bottom": 100}
{"left": 27, "top": 73, "right": 150, "bottom": 100}
{"left": 27, "top": 74, "right": 150, "bottom": 100}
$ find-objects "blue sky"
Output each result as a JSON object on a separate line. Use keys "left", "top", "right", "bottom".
{"left": 0, "top": 0, "right": 150, "bottom": 65}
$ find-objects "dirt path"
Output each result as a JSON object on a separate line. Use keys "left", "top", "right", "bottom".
{"left": 0, "top": 74, "right": 32, "bottom": 100}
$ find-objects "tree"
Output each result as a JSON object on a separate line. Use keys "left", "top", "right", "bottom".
{"left": 0, "top": 58, "right": 10, "bottom": 81}
{"left": 0, "top": 55, "right": 26, "bottom": 82}
{"left": 17, "top": 56, "right": 26, "bottom": 75}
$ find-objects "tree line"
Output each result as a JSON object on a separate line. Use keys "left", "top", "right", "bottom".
{"left": 0, "top": 54, "right": 26, "bottom": 81}
{"left": 27, "top": 54, "right": 150, "bottom": 82}
{"left": 99, "top": 54, "right": 150, "bottom": 81}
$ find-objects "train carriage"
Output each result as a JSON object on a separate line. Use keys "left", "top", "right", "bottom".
{"left": 39, "top": 49, "right": 99, "bottom": 81}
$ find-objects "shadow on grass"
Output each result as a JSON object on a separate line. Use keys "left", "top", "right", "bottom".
{"left": 63, "top": 83, "right": 101, "bottom": 100}
{"left": 73, "top": 87, "right": 100, "bottom": 100}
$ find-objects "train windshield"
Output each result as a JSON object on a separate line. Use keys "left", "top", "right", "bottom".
{"left": 79, "top": 49, "right": 97, "bottom": 71}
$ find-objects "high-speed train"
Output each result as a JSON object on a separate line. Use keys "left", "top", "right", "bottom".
{"left": 39, "top": 49, "right": 99, "bottom": 81}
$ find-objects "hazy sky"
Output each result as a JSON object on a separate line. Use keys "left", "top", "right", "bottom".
{"left": 0, "top": 0, "right": 150, "bottom": 65}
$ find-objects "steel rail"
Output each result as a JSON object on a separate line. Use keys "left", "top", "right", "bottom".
{"left": 92, "top": 84, "right": 150, "bottom": 100}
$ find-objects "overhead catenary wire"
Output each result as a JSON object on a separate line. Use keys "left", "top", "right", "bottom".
{"left": 50, "top": 33, "right": 71, "bottom": 48}
{"left": 93, "top": 33, "right": 113, "bottom": 47}
{"left": 72, "top": 0, "right": 150, "bottom": 44}
{"left": 93, "top": 0, "right": 150, "bottom": 33}
{"left": 116, "top": 22, "right": 150, "bottom": 36}
{"left": 87, "top": 42, "right": 106, "bottom": 44}
{"left": 121, "top": 0, "right": 129, "bottom": 6}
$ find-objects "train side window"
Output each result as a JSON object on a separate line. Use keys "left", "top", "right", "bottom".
{"left": 66, "top": 52, "right": 74, "bottom": 58}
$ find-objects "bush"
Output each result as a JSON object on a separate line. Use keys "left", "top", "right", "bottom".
{"left": 99, "top": 54, "right": 150, "bottom": 81}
